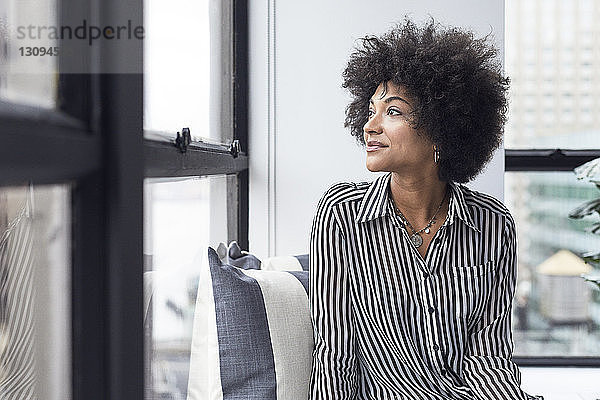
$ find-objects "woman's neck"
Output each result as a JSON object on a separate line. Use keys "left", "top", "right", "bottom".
{"left": 388, "top": 172, "right": 449, "bottom": 225}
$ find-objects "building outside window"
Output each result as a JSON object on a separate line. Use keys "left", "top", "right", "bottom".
{"left": 505, "top": 0, "right": 600, "bottom": 362}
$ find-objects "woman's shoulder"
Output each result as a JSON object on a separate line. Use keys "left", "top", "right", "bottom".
{"left": 318, "top": 179, "right": 371, "bottom": 209}
{"left": 458, "top": 184, "right": 511, "bottom": 215}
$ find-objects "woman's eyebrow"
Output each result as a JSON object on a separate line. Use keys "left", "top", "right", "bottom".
{"left": 369, "top": 96, "right": 411, "bottom": 106}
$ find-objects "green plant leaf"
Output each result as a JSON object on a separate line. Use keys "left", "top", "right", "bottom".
{"left": 582, "top": 274, "right": 600, "bottom": 290}
{"left": 589, "top": 222, "right": 600, "bottom": 235}
{"left": 582, "top": 250, "right": 600, "bottom": 265}
{"left": 574, "top": 157, "right": 600, "bottom": 184}
{"left": 568, "top": 198, "right": 600, "bottom": 219}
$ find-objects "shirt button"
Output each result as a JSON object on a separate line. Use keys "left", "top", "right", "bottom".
{"left": 423, "top": 272, "right": 430, "bottom": 279}
{"left": 433, "top": 344, "right": 440, "bottom": 351}
{"left": 440, "top": 369, "right": 447, "bottom": 375}
{"left": 428, "top": 307, "right": 436, "bottom": 314}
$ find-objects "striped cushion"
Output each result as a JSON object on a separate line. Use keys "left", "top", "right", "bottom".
{"left": 187, "top": 247, "right": 313, "bottom": 400}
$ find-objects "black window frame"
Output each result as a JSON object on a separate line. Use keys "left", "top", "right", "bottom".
{"left": 508, "top": 149, "right": 600, "bottom": 367}
{"left": 0, "top": 0, "right": 248, "bottom": 399}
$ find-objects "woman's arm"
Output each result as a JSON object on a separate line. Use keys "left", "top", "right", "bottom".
{"left": 309, "top": 185, "right": 358, "bottom": 400}
{"left": 462, "top": 213, "right": 542, "bottom": 400}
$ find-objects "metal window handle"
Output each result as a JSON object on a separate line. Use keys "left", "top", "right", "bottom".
{"left": 175, "top": 127, "right": 241, "bottom": 158}
{"left": 229, "top": 140, "right": 241, "bottom": 158}
{"left": 175, "top": 128, "right": 191, "bottom": 153}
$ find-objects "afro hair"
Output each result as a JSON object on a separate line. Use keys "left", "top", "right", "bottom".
{"left": 342, "top": 17, "right": 509, "bottom": 183}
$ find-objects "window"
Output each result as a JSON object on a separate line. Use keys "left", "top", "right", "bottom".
{"left": 0, "top": 0, "right": 247, "bottom": 399}
{"left": 505, "top": 0, "right": 600, "bottom": 366}
{"left": 144, "top": 176, "right": 232, "bottom": 398}
{"left": 142, "top": 1, "right": 248, "bottom": 399}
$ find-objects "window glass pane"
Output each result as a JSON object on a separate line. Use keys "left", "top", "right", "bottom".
{"left": 143, "top": 0, "right": 232, "bottom": 143}
{"left": 0, "top": 0, "right": 58, "bottom": 108}
{"left": 506, "top": 171, "right": 600, "bottom": 357}
{"left": 144, "top": 175, "right": 228, "bottom": 399}
{"left": 0, "top": 184, "right": 71, "bottom": 399}
{"left": 505, "top": 0, "right": 600, "bottom": 149}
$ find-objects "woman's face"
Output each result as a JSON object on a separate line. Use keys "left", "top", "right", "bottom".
{"left": 363, "top": 81, "right": 435, "bottom": 175}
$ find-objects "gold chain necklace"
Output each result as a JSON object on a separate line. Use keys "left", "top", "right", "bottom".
{"left": 390, "top": 187, "right": 448, "bottom": 248}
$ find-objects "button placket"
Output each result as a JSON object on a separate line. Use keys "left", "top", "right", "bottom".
{"left": 417, "top": 273, "right": 435, "bottom": 362}
{"left": 405, "top": 214, "right": 446, "bottom": 369}
{"left": 422, "top": 227, "right": 447, "bottom": 280}
{"left": 420, "top": 271, "right": 444, "bottom": 371}
{"left": 423, "top": 226, "right": 445, "bottom": 267}
{"left": 422, "top": 270, "right": 448, "bottom": 373}
{"left": 427, "top": 325, "right": 446, "bottom": 370}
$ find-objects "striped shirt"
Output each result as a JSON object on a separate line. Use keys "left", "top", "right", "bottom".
{"left": 309, "top": 172, "right": 540, "bottom": 400}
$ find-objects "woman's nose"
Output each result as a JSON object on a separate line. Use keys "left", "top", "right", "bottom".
{"left": 363, "top": 112, "right": 382, "bottom": 135}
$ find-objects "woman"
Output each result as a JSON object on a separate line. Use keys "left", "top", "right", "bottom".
{"left": 309, "top": 19, "right": 542, "bottom": 400}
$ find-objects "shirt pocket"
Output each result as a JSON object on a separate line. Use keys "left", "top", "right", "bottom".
{"left": 451, "top": 260, "right": 494, "bottom": 278}
{"left": 451, "top": 260, "right": 495, "bottom": 322}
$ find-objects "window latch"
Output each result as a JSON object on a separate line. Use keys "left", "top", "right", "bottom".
{"left": 549, "top": 148, "right": 566, "bottom": 160}
{"left": 175, "top": 127, "right": 191, "bottom": 153}
{"left": 229, "top": 140, "right": 241, "bottom": 158}
{"left": 175, "top": 127, "right": 241, "bottom": 158}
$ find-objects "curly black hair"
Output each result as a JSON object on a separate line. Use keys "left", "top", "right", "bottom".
{"left": 342, "top": 18, "right": 509, "bottom": 183}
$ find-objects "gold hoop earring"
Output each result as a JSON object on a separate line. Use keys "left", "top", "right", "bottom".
{"left": 433, "top": 145, "right": 440, "bottom": 164}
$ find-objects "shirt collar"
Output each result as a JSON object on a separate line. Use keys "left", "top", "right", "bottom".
{"left": 355, "top": 172, "right": 480, "bottom": 233}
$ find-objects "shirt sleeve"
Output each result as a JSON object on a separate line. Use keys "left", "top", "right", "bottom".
{"left": 462, "top": 213, "right": 543, "bottom": 400}
{"left": 309, "top": 186, "right": 358, "bottom": 400}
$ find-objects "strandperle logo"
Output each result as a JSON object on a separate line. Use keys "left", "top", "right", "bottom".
{"left": 15, "top": 19, "right": 145, "bottom": 46}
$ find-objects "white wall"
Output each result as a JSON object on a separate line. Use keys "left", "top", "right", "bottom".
{"left": 248, "top": 0, "right": 506, "bottom": 258}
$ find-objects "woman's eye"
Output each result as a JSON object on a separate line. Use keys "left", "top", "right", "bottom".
{"left": 367, "top": 109, "right": 375, "bottom": 118}
{"left": 387, "top": 108, "right": 402, "bottom": 116}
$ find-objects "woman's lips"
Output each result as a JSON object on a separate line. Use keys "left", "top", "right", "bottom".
{"left": 366, "top": 141, "right": 388, "bottom": 152}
